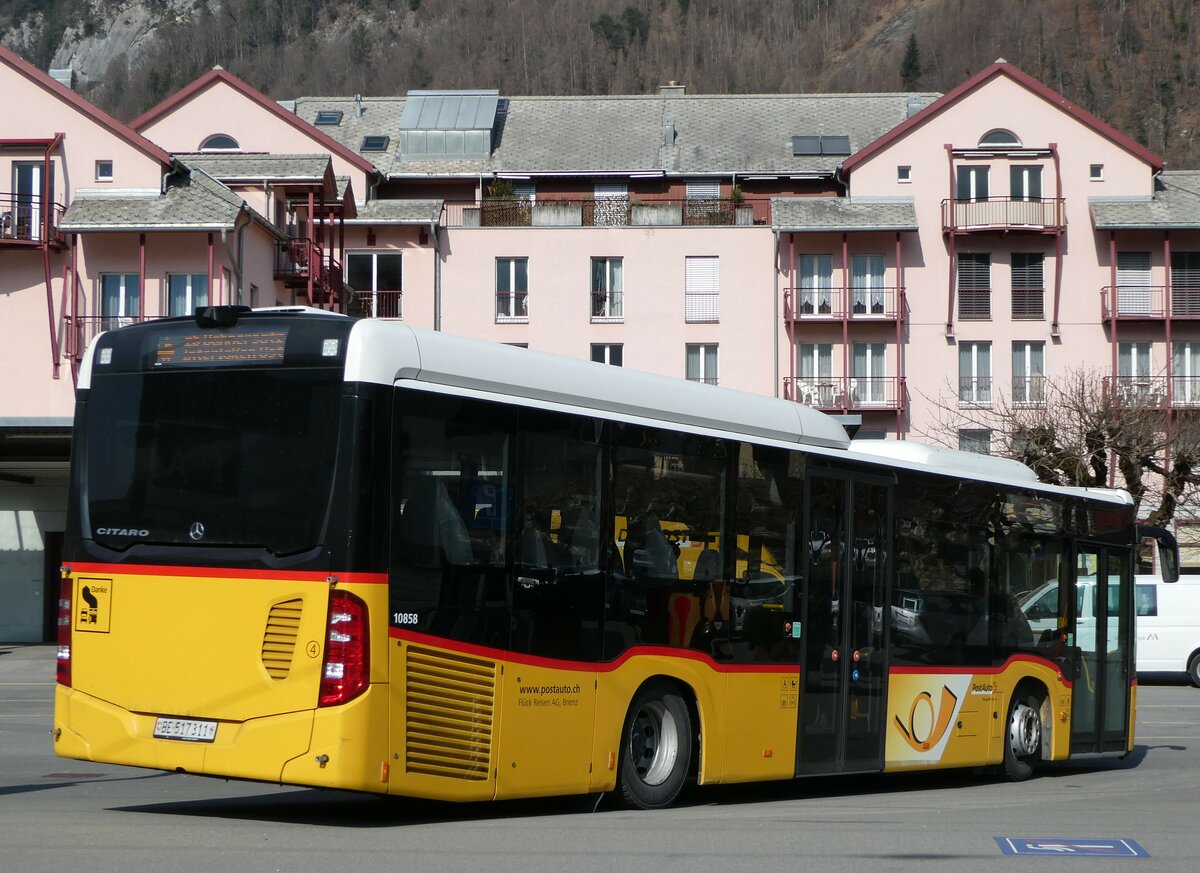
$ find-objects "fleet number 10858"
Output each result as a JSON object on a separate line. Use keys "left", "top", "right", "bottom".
{"left": 393, "top": 612, "right": 419, "bottom": 626}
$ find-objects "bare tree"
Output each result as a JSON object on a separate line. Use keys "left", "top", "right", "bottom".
{"left": 915, "top": 367, "right": 1200, "bottom": 528}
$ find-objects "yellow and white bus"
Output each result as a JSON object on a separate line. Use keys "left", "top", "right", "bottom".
{"left": 53, "top": 307, "right": 1177, "bottom": 808}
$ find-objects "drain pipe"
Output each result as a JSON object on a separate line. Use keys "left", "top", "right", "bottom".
{"left": 432, "top": 219, "right": 442, "bottom": 330}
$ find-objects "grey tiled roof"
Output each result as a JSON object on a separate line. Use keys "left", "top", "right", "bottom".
{"left": 344, "top": 199, "right": 444, "bottom": 224}
{"left": 60, "top": 169, "right": 276, "bottom": 233}
{"left": 1091, "top": 171, "right": 1200, "bottom": 229}
{"left": 294, "top": 92, "right": 940, "bottom": 179}
{"left": 180, "top": 153, "right": 332, "bottom": 181}
{"left": 772, "top": 198, "right": 918, "bottom": 231}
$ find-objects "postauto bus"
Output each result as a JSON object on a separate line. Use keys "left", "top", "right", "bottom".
{"left": 53, "top": 307, "right": 1177, "bottom": 808}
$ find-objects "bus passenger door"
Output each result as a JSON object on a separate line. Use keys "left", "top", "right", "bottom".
{"left": 1070, "top": 546, "right": 1132, "bottom": 754}
{"left": 796, "top": 471, "right": 891, "bottom": 776}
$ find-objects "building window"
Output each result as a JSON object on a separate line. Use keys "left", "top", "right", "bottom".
{"left": 897, "top": 165, "right": 911, "bottom": 183}
{"left": 199, "top": 133, "right": 240, "bottom": 151}
{"left": 361, "top": 136, "right": 390, "bottom": 151}
{"left": 1012, "top": 341, "right": 1045, "bottom": 406}
{"left": 957, "top": 253, "right": 991, "bottom": 319}
{"left": 315, "top": 110, "right": 343, "bottom": 125}
{"left": 959, "top": 341, "right": 992, "bottom": 405}
{"left": 955, "top": 165, "right": 989, "bottom": 201}
{"left": 100, "top": 273, "right": 141, "bottom": 328}
{"left": 796, "top": 342, "right": 835, "bottom": 406}
{"left": 347, "top": 251, "right": 403, "bottom": 318}
{"left": 850, "top": 254, "right": 886, "bottom": 314}
{"left": 1173, "top": 342, "right": 1200, "bottom": 407}
{"left": 1117, "top": 341, "right": 1156, "bottom": 403}
{"left": 1010, "top": 165, "right": 1043, "bottom": 201}
{"left": 1011, "top": 253, "right": 1045, "bottom": 319}
{"left": 591, "top": 343, "right": 623, "bottom": 366}
{"left": 1172, "top": 251, "right": 1200, "bottom": 316}
{"left": 1090, "top": 164, "right": 1104, "bottom": 181}
{"left": 797, "top": 254, "right": 834, "bottom": 315}
{"left": 591, "top": 257, "right": 623, "bottom": 320}
{"left": 95, "top": 160, "right": 113, "bottom": 182}
{"left": 979, "top": 129, "right": 1021, "bottom": 148}
{"left": 496, "top": 257, "right": 529, "bottom": 320}
{"left": 851, "top": 342, "right": 889, "bottom": 406}
{"left": 958, "top": 429, "right": 992, "bottom": 454}
{"left": 167, "top": 273, "right": 209, "bottom": 316}
{"left": 684, "top": 255, "right": 719, "bottom": 322}
{"left": 686, "top": 344, "right": 718, "bottom": 385}
{"left": 1116, "top": 251, "right": 1152, "bottom": 315}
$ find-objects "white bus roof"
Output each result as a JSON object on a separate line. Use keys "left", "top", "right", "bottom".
{"left": 345, "top": 321, "right": 852, "bottom": 450}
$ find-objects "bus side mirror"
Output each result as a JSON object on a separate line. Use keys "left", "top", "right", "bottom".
{"left": 1135, "top": 524, "right": 1180, "bottom": 583}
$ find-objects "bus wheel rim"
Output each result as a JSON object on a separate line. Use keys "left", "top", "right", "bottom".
{"left": 631, "top": 700, "right": 679, "bottom": 786}
{"left": 1009, "top": 700, "right": 1041, "bottom": 758}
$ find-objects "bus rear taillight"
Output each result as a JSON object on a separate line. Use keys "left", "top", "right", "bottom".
{"left": 56, "top": 578, "right": 72, "bottom": 687}
{"left": 318, "top": 590, "right": 370, "bottom": 707}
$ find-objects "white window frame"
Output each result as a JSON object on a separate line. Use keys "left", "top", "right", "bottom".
{"left": 897, "top": 165, "right": 911, "bottom": 183}
{"left": 591, "top": 343, "right": 623, "bottom": 366}
{"left": 590, "top": 257, "right": 623, "bottom": 321}
{"left": 959, "top": 341, "right": 992, "bottom": 406}
{"left": 347, "top": 251, "right": 403, "bottom": 318}
{"left": 1090, "top": 164, "right": 1105, "bottom": 181}
{"left": 496, "top": 257, "right": 529, "bottom": 321}
{"left": 100, "top": 272, "right": 141, "bottom": 328}
{"left": 166, "top": 272, "right": 209, "bottom": 317}
{"left": 1012, "top": 341, "right": 1045, "bottom": 406}
{"left": 797, "top": 254, "right": 834, "bottom": 315}
{"left": 796, "top": 342, "right": 835, "bottom": 406}
{"left": 95, "top": 160, "right": 114, "bottom": 182}
{"left": 850, "top": 253, "right": 887, "bottom": 315}
{"left": 684, "top": 255, "right": 719, "bottom": 323}
{"left": 852, "top": 341, "right": 888, "bottom": 405}
{"left": 686, "top": 343, "right": 718, "bottom": 385}
{"left": 1173, "top": 341, "right": 1200, "bottom": 406}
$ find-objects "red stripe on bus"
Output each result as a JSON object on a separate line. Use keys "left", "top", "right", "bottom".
{"left": 388, "top": 627, "right": 797, "bottom": 674}
{"left": 890, "top": 652, "right": 1073, "bottom": 687}
{"left": 66, "top": 562, "right": 388, "bottom": 584}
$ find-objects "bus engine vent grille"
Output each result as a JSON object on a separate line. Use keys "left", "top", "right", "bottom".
{"left": 261, "top": 599, "right": 303, "bottom": 679}
{"left": 404, "top": 645, "right": 497, "bottom": 781}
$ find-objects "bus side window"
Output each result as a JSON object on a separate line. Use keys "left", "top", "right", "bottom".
{"left": 1135, "top": 584, "right": 1158, "bottom": 617}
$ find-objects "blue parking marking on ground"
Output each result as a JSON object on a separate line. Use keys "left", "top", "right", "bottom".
{"left": 995, "top": 837, "right": 1149, "bottom": 857}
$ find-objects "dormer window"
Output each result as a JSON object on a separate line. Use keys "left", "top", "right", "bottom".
{"left": 200, "top": 133, "right": 240, "bottom": 152}
{"left": 979, "top": 129, "right": 1021, "bottom": 148}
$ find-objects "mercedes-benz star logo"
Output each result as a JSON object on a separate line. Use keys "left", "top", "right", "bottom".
{"left": 189, "top": 522, "right": 206, "bottom": 541}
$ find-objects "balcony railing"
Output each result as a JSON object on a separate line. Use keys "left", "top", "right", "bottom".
{"left": 442, "top": 197, "right": 771, "bottom": 228}
{"left": 783, "top": 376, "right": 906, "bottom": 411}
{"left": 354, "top": 290, "right": 403, "bottom": 318}
{"left": 0, "top": 195, "right": 66, "bottom": 245}
{"left": 942, "top": 197, "right": 1066, "bottom": 232}
{"left": 1100, "top": 285, "right": 1200, "bottom": 320}
{"left": 1103, "top": 376, "right": 1168, "bottom": 408}
{"left": 958, "top": 376, "right": 993, "bottom": 406}
{"left": 1012, "top": 376, "right": 1046, "bottom": 407}
{"left": 274, "top": 237, "right": 345, "bottom": 303}
{"left": 591, "top": 290, "right": 624, "bottom": 319}
{"left": 1171, "top": 377, "right": 1200, "bottom": 408}
{"left": 1011, "top": 287, "right": 1045, "bottom": 320}
{"left": 783, "top": 287, "right": 906, "bottom": 322}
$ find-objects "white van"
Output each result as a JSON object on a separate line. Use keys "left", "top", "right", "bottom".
{"left": 1020, "top": 575, "right": 1200, "bottom": 686}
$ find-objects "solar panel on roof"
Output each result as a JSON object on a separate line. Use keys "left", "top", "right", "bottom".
{"left": 821, "top": 135, "right": 851, "bottom": 155}
{"left": 793, "top": 135, "right": 821, "bottom": 156}
{"left": 793, "top": 134, "right": 852, "bottom": 157}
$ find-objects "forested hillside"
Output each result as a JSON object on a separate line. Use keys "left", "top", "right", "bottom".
{"left": 3, "top": 0, "right": 1200, "bottom": 166}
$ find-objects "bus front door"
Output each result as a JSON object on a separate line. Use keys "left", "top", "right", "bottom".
{"left": 796, "top": 471, "right": 891, "bottom": 776}
{"left": 1070, "top": 545, "right": 1133, "bottom": 754}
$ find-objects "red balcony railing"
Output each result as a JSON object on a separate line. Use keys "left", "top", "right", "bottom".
{"left": 942, "top": 197, "right": 1066, "bottom": 232}
{"left": 783, "top": 376, "right": 906, "bottom": 411}
{"left": 784, "top": 287, "right": 905, "bottom": 322}
{"left": 442, "top": 197, "right": 772, "bottom": 228}
{"left": 62, "top": 315, "right": 147, "bottom": 360}
{"left": 0, "top": 195, "right": 65, "bottom": 245}
{"left": 1100, "top": 285, "right": 1200, "bottom": 321}
{"left": 274, "top": 237, "right": 345, "bottom": 304}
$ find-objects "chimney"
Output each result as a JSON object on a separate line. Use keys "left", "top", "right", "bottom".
{"left": 906, "top": 95, "right": 923, "bottom": 118}
{"left": 354, "top": 93, "right": 364, "bottom": 117}
{"left": 660, "top": 81, "right": 686, "bottom": 97}
{"left": 49, "top": 66, "right": 75, "bottom": 90}
{"left": 663, "top": 117, "right": 676, "bottom": 147}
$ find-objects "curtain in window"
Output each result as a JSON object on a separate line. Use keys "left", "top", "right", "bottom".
{"left": 799, "top": 254, "right": 833, "bottom": 314}
{"left": 851, "top": 254, "right": 885, "bottom": 314}
{"left": 101, "top": 273, "right": 140, "bottom": 328}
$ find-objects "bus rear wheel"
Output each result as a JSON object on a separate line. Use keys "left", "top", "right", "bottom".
{"left": 1188, "top": 653, "right": 1200, "bottom": 688}
{"left": 1004, "top": 691, "right": 1043, "bottom": 781}
{"left": 618, "top": 682, "right": 692, "bottom": 809}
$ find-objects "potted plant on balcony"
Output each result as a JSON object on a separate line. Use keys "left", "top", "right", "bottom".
{"left": 482, "top": 180, "right": 531, "bottom": 227}
{"left": 732, "top": 185, "right": 754, "bottom": 225}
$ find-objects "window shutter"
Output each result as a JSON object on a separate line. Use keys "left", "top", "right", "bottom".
{"left": 685, "top": 256, "right": 719, "bottom": 322}
{"left": 686, "top": 179, "right": 720, "bottom": 199}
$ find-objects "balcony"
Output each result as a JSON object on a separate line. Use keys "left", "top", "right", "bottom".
{"left": 1100, "top": 285, "right": 1200, "bottom": 321}
{"left": 958, "top": 376, "right": 993, "bottom": 407}
{"left": 62, "top": 315, "right": 146, "bottom": 360}
{"left": 1103, "top": 376, "right": 1168, "bottom": 408}
{"left": 274, "top": 237, "right": 345, "bottom": 304}
{"left": 1012, "top": 376, "right": 1046, "bottom": 407}
{"left": 442, "top": 197, "right": 771, "bottom": 228}
{"left": 784, "top": 287, "right": 905, "bottom": 322}
{"left": 941, "top": 197, "right": 1065, "bottom": 233}
{"left": 354, "top": 290, "right": 403, "bottom": 318}
{"left": 0, "top": 195, "right": 65, "bottom": 247}
{"left": 783, "top": 376, "right": 906, "bottom": 412}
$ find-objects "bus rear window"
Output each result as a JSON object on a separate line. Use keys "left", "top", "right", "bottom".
{"left": 85, "top": 368, "right": 343, "bottom": 555}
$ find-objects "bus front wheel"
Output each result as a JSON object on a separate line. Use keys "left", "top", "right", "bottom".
{"left": 618, "top": 681, "right": 693, "bottom": 809}
{"left": 1004, "top": 690, "right": 1043, "bottom": 781}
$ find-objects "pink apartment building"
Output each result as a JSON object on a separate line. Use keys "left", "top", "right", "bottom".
{"left": 1, "top": 47, "right": 1195, "bottom": 640}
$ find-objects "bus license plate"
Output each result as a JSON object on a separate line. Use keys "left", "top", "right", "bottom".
{"left": 153, "top": 717, "right": 217, "bottom": 743}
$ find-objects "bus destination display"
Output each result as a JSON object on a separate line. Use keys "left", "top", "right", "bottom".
{"left": 154, "top": 329, "right": 289, "bottom": 367}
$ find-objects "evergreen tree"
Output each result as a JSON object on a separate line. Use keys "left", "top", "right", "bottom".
{"left": 900, "top": 33, "right": 921, "bottom": 89}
